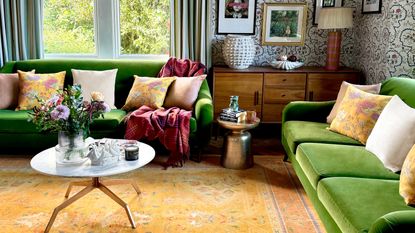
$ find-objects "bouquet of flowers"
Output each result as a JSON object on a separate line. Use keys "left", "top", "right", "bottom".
{"left": 29, "top": 85, "right": 110, "bottom": 137}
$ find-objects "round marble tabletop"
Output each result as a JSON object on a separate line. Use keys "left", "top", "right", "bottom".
{"left": 30, "top": 142, "right": 155, "bottom": 178}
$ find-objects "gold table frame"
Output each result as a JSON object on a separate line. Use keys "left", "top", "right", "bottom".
{"left": 45, "top": 177, "right": 140, "bottom": 233}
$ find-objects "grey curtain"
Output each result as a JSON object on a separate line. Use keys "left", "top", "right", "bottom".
{"left": 0, "top": 0, "right": 43, "bottom": 67}
{"left": 170, "top": 0, "right": 211, "bottom": 68}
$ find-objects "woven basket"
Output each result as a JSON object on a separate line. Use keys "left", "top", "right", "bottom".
{"left": 223, "top": 35, "right": 255, "bottom": 69}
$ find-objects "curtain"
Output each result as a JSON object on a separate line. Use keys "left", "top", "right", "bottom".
{"left": 170, "top": 0, "right": 211, "bottom": 68}
{"left": 0, "top": 0, "right": 43, "bottom": 67}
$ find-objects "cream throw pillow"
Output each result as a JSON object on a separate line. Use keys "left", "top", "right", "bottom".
{"left": 72, "top": 69, "right": 118, "bottom": 108}
{"left": 400, "top": 145, "right": 415, "bottom": 206}
{"left": 366, "top": 96, "right": 415, "bottom": 172}
{"left": 327, "top": 81, "right": 381, "bottom": 123}
{"left": 163, "top": 75, "right": 206, "bottom": 110}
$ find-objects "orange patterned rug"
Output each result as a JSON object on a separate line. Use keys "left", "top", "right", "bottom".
{"left": 0, "top": 155, "right": 325, "bottom": 233}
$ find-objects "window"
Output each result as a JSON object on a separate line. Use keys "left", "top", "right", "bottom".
{"left": 42, "top": 0, "right": 170, "bottom": 58}
{"left": 119, "top": 0, "right": 170, "bottom": 55}
{"left": 43, "top": 0, "right": 96, "bottom": 55}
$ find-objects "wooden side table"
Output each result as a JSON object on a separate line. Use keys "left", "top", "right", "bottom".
{"left": 217, "top": 118, "right": 260, "bottom": 169}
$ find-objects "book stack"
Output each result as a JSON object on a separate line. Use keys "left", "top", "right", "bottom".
{"left": 219, "top": 108, "right": 244, "bottom": 122}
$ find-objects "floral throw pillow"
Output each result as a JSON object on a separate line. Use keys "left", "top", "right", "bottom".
{"left": 329, "top": 85, "right": 392, "bottom": 144}
{"left": 400, "top": 145, "right": 415, "bottom": 206}
{"left": 122, "top": 76, "right": 176, "bottom": 111}
{"left": 16, "top": 71, "right": 66, "bottom": 110}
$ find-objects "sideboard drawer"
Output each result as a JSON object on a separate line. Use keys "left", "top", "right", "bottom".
{"left": 263, "top": 88, "right": 305, "bottom": 104}
{"left": 264, "top": 73, "right": 306, "bottom": 89}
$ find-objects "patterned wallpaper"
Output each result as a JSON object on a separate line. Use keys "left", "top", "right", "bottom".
{"left": 211, "top": 0, "right": 415, "bottom": 84}
{"left": 354, "top": 0, "right": 415, "bottom": 83}
{"left": 211, "top": 0, "right": 358, "bottom": 67}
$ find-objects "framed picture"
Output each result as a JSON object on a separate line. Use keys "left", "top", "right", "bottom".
{"left": 217, "top": 0, "right": 257, "bottom": 35}
{"left": 362, "top": 0, "right": 382, "bottom": 14}
{"left": 313, "top": 0, "right": 343, "bottom": 25}
{"left": 261, "top": 3, "right": 308, "bottom": 46}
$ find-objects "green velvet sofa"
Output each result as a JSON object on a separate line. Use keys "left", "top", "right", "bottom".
{"left": 281, "top": 77, "right": 415, "bottom": 233}
{"left": 0, "top": 59, "right": 213, "bottom": 153}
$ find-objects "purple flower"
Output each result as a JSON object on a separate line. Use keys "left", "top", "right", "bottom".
{"left": 101, "top": 102, "right": 111, "bottom": 113}
{"left": 48, "top": 95, "right": 60, "bottom": 105}
{"left": 50, "top": 105, "right": 70, "bottom": 120}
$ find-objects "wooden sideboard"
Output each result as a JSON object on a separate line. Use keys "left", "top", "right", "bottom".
{"left": 213, "top": 66, "right": 361, "bottom": 123}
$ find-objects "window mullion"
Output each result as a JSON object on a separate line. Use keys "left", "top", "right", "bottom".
{"left": 95, "top": 0, "right": 117, "bottom": 59}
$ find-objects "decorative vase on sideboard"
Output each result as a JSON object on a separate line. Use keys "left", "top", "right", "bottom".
{"left": 223, "top": 35, "right": 255, "bottom": 69}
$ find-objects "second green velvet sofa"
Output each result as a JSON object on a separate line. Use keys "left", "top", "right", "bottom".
{"left": 0, "top": 59, "right": 213, "bottom": 153}
{"left": 281, "top": 77, "right": 415, "bottom": 233}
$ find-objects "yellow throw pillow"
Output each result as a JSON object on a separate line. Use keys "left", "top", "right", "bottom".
{"left": 329, "top": 85, "right": 392, "bottom": 144}
{"left": 16, "top": 71, "right": 66, "bottom": 110}
{"left": 400, "top": 145, "right": 415, "bottom": 206}
{"left": 122, "top": 76, "right": 176, "bottom": 111}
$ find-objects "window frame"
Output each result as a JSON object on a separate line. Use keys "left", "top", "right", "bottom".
{"left": 43, "top": 0, "right": 169, "bottom": 60}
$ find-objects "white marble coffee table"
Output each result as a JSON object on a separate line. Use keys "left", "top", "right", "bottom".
{"left": 31, "top": 141, "right": 155, "bottom": 233}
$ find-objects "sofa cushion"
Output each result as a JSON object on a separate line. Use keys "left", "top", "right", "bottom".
{"left": 163, "top": 75, "right": 206, "bottom": 110}
{"left": 89, "top": 109, "right": 127, "bottom": 131}
{"left": 380, "top": 77, "right": 415, "bottom": 108}
{"left": 283, "top": 121, "right": 361, "bottom": 154}
{"left": 317, "top": 177, "right": 414, "bottom": 233}
{"left": 297, "top": 143, "right": 399, "bottom": 189}
{"left": 0, "top": 109, "right": 197, "bottom": 134}
{"left": 0, "top": 110, "right": 127, "bottom": 133}
{"left": 329, "top": 85, "right": 392, "bottom": 144}
{"left": 122, "top": 76, "right": 176, "bottom": 111}
{"left": 327, "top": 81, "right": 381, "bottom": 124}
{"left": 72, "top": 69, "right": 118, "bottom": 109}
{"left": 16, "top": 71, "right": 66, "bottom": 110}
{"left": 366, "top": 95, "right": 415, "bottom": 172}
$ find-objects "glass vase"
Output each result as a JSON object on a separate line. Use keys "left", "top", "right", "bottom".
{"left": 55, "top": 131, "right": 89, "bottom": 165}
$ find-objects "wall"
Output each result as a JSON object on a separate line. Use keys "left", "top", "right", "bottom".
{"left": 354, "top": 0, "right": 415, "bottom": 83}
{"left": 211, "top": 0, "right": 358, "bottom": 67}
{"left": 211, "top": 0, "right": 415, "bottom": 84}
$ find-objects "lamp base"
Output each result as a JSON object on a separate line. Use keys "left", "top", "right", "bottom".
{"left": 325, "top": 31, "right": 342, "bottom": 71}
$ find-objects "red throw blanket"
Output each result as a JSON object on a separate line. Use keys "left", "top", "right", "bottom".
{"left": 157, "top": 57, "right": 206, "bottom": 77}
{"left": 125, "top": 106, "right": 192, "bottom": 168}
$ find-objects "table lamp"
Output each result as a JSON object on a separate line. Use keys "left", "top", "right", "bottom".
{"left": 318, "top": 7, "right": 353, "bottom": 71}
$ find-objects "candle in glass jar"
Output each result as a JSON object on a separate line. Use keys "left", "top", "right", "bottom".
{"left": 125, "top": 144, "right": 139, "bottom": 161}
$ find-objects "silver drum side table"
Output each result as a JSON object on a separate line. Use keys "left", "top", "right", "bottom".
{"left": 217, "top": 118, "right": 260, "bottom": 169}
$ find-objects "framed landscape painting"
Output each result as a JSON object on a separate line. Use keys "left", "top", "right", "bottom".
{"left": 313, "top": 0, "right": 343, "bottom": 25}
{"left": 362, "top": 0, "right": 382, "bottom": 14}
{"left": 261, "top": 3, "right": 307, "bottom": 46}
{"left": 217, "top": 0, "right": 257, "bottom": 34}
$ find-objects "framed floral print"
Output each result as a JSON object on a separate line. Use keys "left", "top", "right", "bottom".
{"left": 261, "top": 3, "right": 307, "bottom": 46}
{"left": 217, "top": 0, "right": 257, "bottom": 35}
{"left": 362, "top": 0, "right": 382, "bottom": 14}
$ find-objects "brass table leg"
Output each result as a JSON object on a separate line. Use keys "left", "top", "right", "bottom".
{"left": 45, "top": 177, "right": 140, "bottom": 233}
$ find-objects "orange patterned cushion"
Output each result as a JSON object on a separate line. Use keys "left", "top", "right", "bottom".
{"left": 16, "top": 71, "right": 66, "bottom": 110}
{"left": 400, "top": 145, "right": 415, "bottom": 206}
{"left": 122, "top": 76, "right": 176, "bottom": 111}
{"left": 329, "top": 85, "right": 392, "bottom": 144}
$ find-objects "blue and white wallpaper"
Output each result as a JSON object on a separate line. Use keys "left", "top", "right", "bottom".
{"left": 211, "top": 0, "right": 415, "bottom": 83}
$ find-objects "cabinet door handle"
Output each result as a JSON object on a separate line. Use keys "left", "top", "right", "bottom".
{"left": 309, "top": 91, "right": 314, "bottom": 101}
{"left": 282, "top": 79, "right": 287, "bottom": 82}
{"left": 254, "top": 91, "right": 259, "bottom": 105}
{"left": 281, "top": 94, "right": 286, "bottom": 97}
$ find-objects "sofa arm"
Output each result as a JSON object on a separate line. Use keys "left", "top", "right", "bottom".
{"left": 369, "top": 211, "right": 415, "bottom": 233}
{"left": 194, "top": 80, "right": 213, "bottom": 147}
{"left": 282, "top": 100, "right": 335, "bottom": 124}
{"left": 0, "top": 61, "right": 16, "bottom": 73}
